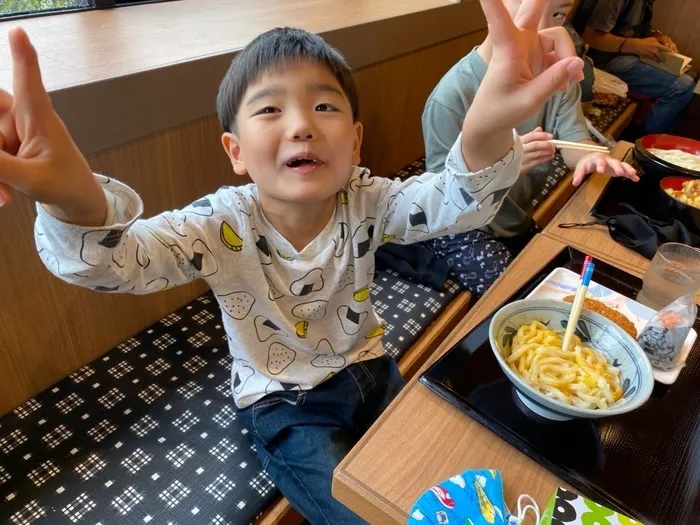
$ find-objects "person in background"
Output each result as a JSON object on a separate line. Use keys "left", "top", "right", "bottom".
{"left": 421, "top": 0, "right": 638, "bottom": 297}
{"left": 576, "top": 0, "right": 696, "bottom": 134}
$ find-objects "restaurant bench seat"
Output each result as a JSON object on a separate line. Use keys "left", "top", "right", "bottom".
{"left": 0, "top": 270, "right": 469, "bottom": 525}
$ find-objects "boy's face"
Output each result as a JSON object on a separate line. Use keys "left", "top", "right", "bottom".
{"left": 222, "top": 60, "right": 362, "bottom": 207}
{"left": 503, "top": 0, "right": 573, "bottom": 29}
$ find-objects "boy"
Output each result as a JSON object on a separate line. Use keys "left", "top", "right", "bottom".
{"left": 422, "top": 0, "right": 638, "bottom": 296}
{"left": 0, "top": 1, "right": 583, "bottom": 521}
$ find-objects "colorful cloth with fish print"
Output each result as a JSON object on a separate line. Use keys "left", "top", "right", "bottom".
{"left": 33, "top": 135, "right": 521, "bottom": 409}
{"left": 408, "top": 469, "right": 513, "bottom": 525}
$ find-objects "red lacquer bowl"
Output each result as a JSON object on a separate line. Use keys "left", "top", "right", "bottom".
{"left": 634, "top": 134, "right": 700, "bottom": 180}
{"left": 659, "top": 176, "right": 700, "bottom": 231}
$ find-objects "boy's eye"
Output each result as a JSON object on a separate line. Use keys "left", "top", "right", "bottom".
{"left": 553, "top": 12, "right": 566, "bottom": 19}
{"left": 256, "top": 106, "right": 279, "bottom": 115}
{"left": 315, "top": 103, "right": 337, "bottom": 112}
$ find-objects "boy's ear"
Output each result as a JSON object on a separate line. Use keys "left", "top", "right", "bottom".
{"left": 352, "top": 121, "right": 364, "bottom": 165}
{"left": 221, "top": 132, "right": 248, "bottom": 176}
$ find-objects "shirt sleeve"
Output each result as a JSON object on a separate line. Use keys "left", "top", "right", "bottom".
{"left": 422, "top": 99, "right": 466, "bottom": 173}
{"left": 34, "top": 176, "right": 240, "bottom": 294}
{"left": 553, "top": 83, "right": 591, "bottom": 144}
{"left": 586, "top": 0, "right": 626, "bottom": 33}
{"left": 353, "top": 131, "right": 523, "bottom": 246}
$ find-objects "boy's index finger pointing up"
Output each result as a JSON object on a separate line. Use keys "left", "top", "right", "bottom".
{"left": 9, "top": 27, "right": 53, "bottom": 117}
{"left": 479, "top": 0, "right": 518, "bottom": 45}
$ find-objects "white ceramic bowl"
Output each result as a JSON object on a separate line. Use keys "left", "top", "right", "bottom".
{"left": 489, "top": 298, "right": 654, "bottom": 420}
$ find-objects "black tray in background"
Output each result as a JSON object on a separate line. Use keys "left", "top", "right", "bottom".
{"left": 420, "top": 247, "right": 700, "bottom": 525}
{"left": 591, "top": 171, "right": 700, "bottom": 237}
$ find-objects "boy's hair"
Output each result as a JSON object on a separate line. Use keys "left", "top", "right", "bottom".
{"left": 217, "top": 27, "right": 360, "bottom": 132}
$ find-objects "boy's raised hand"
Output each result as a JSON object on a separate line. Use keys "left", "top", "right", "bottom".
{"left": 0, "top": 28, "right": 106, "bottom": 226}
{"left": 461, "top": 0, "right": 584, "bottom": 170}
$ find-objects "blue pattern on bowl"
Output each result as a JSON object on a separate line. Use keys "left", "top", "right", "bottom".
{"left": 490, "top": 298, "right": 654, "bottom": 420}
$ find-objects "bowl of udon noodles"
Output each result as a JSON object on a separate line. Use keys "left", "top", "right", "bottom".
{"left": 489, "top": 298, "right": 654, "bottom": 421}
{"left": 634, "top": 134, "right": 700, "bottom": 180}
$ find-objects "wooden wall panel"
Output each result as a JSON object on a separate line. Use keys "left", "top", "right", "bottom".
{"left": 653, "top": 1, "right": 700, "bottom": 65}
{"left": 0, "top": 31, "right": 484, "bottom": 415}
{"left": 357, "top": 31, "right": 486, "bottom": 177}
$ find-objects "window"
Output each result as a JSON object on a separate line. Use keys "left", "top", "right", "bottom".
{"left": 1, "top": 0, "right": 92, "bottom": 18}
{"left": 0, "top": 0, "right": 173, "bottom": 20}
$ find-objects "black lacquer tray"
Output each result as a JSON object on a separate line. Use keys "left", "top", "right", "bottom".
{"left": 591, "top": 166, "right": 700, "bottom": 237}
{"left": 420, "top": 247, "right": 700, "bottom": 525}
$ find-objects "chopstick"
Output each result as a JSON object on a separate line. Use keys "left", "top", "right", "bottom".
{"left": 585, "top": 118, "right": 615, "bottom": 149}
{"left": 562, "top": 258, "right": 595, "bottom": 352}
{"left": 549, "top": 140, "right": 610, "bottom": 153}
{"left": 581, "top": 256, "right": 593, "bottom": 277}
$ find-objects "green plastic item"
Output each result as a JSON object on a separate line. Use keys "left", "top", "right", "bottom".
{"left": 540, "top": 487, "right": 644, "bottom": 525}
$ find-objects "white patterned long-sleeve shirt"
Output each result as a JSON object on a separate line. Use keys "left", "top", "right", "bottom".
{"left": 34, "top": 135, "right": 522, "bottom": 408}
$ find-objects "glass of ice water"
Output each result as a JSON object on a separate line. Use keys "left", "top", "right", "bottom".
{"left": 636, "top": 243, "right": 700, "bottom": 311}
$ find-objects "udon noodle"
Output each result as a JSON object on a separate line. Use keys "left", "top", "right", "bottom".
{"left": 505, "top": 321, "right": 623, "bottom": 409}
{"left": 649, "top": 148, "right": 700, "bottom": 172}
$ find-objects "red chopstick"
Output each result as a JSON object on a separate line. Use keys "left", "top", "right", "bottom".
{"left": 581, "top": 255, "right": 593, "bottom": 278}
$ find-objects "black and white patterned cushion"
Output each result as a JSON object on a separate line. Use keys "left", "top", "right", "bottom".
{"left": 373, "top": 270, "right": 462, "bottom": 360}
{"left": 0, "top": 294, "right": 275, "bottom": 525}
{"left": 584, "top": 95, "right": 633, "bottom": 135}
{"left": 531, "top": 153, "right": 569, "bottom": 210}
{"left": 0, "top": 270, "right": 461, "bottom": 525}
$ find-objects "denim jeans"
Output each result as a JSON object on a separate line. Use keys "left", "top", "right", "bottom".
{"left": 602, "top": 55, "right": 696, "bottom": 134}
{"left": 237, "top": 355, "right": 405, "bottom": 524}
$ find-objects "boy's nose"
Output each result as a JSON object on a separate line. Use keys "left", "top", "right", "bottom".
{"left": 294, "top": 131, "right": 314, "bottom": 140}
{"left": 287, "top": 111, "right": 316, "bottom": 140}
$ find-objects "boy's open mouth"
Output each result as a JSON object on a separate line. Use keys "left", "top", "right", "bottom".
{"left": 285, "top": 154, "right": 323, "bottom": 169}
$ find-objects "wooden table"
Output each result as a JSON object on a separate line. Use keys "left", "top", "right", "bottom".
{"left": 543, "top": 140, "right": 649, "bottom": 278}
{"left": 333, "top": 235, "right": 578, "bottom": 524}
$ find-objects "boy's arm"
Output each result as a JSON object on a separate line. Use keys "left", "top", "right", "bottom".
{"left": 365, "top": 132, "right": 521, "bottom": 246}
{"left": 0, "top": 29, "right": 241, "bottom": 293}
{"left": 34, "top": 176, "right": 235, "bottom": 293}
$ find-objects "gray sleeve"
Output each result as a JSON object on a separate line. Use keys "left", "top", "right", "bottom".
{"left": 586, "top": 0, "right": 626, "bottom": 33}
{"left": 553, "top": 83, "right": 591, "bottom": 143}
{"left": 422, "top": 99, "right": 465, "bottom": 173}
{"left": 34, "top": 176, "right": 235, "bottom": 294}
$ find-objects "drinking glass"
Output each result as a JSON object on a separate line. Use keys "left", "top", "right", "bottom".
{"left": 636, "top": 243, "right": 700, "bottom": 311}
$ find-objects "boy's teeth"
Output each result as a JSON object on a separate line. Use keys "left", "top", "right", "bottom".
{"left": 288, "top": 158, "right": 317, "bottom": 167}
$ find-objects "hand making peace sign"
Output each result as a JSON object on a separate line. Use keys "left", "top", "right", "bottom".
{"left": 465, "top": 0, "right": 585, "bottom": 139}
{"left": 0, "top": 28, "right": 106, "bottom": 225}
